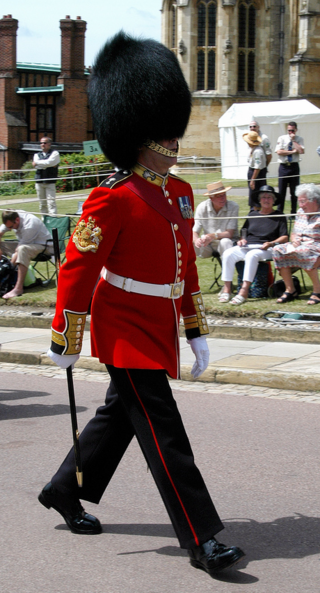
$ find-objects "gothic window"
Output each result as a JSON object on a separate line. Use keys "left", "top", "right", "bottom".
{"left": 169, "top": 1, "right": 177, "bottom": 53}
{"left": 238, "top": 1, "right": 256, "bottom": 92}
{"left": 197, "top": 0, "right": 216, "bottom": 90}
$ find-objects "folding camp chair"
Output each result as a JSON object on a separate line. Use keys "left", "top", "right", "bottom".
{"left": 209, "top": 250, "right": 222, "bottom": 290}
{"left": 32, "top": 215, "right": 71, "bottom": 285}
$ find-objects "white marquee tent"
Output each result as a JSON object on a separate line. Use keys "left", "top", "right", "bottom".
{"left": 218, "top": 99, "right": 320, "bottom": 180}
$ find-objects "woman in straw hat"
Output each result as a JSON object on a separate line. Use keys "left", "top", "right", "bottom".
{"left": 243, "top": 130, "right": 267, "bottom": 208}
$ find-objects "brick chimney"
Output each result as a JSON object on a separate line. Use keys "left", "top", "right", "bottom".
{"left": 0, "top": 14, "right": 18, "bottom": 76}
{"left": 60, "top": 16, "right": 87, "bottom": 78}
{"left": 56, "top": 16, "right": 88, "bottom": 143}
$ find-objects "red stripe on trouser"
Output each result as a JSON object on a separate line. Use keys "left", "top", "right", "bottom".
{"left": 126, "top": 369, "right": 199, "bottom": 547}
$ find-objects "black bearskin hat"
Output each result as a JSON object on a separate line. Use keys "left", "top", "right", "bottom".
{"left": 88, "top": 31, "right": 192, "bottom": 169}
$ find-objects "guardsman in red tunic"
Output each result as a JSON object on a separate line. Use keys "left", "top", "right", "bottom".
{"left": 38, "top": 32, "right": 245, "bottom": 577}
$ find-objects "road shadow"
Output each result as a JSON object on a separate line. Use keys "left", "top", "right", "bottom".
{"left": 0, "top": 388, "right": 50, "bottom": 402}
{"left": 55, "top": 512, "right": 320, "bottom": 563}
{"left": 0, "top": 387, "right": 87, "bottom": 420}
{"left": 221, "top": 514, "right": 320, "bottom": 561}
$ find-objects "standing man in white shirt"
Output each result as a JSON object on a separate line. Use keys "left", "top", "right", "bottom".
{"left": 193, "top": 181, "right": 239, "bottom": 258}
{"left": 33, "top": 137, "right": 60, "bottom": 215}
{"left": 249, "top": 120, "right": 272, "bottom": 167}
{"left": 0, "top": 210, "right": 53, "bottom": 298}
{"left": 275, "top": 122, "right": 304, "bottom": 214}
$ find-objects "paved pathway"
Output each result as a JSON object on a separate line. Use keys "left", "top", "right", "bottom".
{"left": 1, "top": 367, "right": 319, "bottom": 593}
{"left": 1, "top": 323, "right": 320, "bottom": 393}
{"left": 0, "top": 360, "right": 320, "bottom": 403}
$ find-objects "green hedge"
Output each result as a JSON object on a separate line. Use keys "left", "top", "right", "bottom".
{"left": 0, "top": 153, "right": 114, "bottom": 196}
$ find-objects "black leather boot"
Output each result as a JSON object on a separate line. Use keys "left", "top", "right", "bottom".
{"left": 38, "top": 482, "right": 102, "bottom": 535}
{"left": 188, "top": 537, "right": 245, "bottom": 575}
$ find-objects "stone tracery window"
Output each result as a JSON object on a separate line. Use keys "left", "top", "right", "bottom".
{"left": 238, "top": 0, "right": 256, "bottom": 92}
{"left": 169, "top": 1, "right": 177, "bottom": 53}
{"left": 197, "top": 0, "right": 217, "bottom": 90}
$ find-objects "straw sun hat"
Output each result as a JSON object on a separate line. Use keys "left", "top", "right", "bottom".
{"left": 242, "top": 130, "right": 262, "bottom": 146}
{"left": 204, "top": 181, "right": 232, "bottom": 196}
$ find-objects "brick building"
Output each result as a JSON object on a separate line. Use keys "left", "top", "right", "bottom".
{"left": 0, "top": 14, "right": 93, "bottom": 170}
{"left": 161, "top": 0, "right": 320, "bottom": 159}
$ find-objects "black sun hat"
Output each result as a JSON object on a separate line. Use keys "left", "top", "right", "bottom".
{"left": 252, "top": 185, "right": 282, "bottom": 208}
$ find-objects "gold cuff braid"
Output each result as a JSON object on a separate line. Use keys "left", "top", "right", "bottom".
{"left": 184, "top": 292, "right": 209, "bottom": 335}
{"left": 51, "top": 311, "right": 87, "bottom": 355}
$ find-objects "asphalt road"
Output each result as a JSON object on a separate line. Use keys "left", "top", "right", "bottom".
{"left": 0, "top": 369, "right": 319, "bottom": 593}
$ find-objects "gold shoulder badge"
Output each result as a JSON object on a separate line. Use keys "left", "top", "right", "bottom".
{"left": 73, "top": 216, "right": 103, "bottom": 253}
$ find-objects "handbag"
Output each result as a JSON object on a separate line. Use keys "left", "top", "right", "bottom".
{"left": 236, "top": 260, "right": 272, "bottom": 298}
{"left": 268, "top": 276, "right": 301, "bottom": 298}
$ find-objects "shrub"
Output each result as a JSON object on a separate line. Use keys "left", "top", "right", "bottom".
{"left": 1, "top": 152, "right": 114, "bottom": 196}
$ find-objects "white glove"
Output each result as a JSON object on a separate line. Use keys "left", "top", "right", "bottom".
{"left": 187, "top": 336, "right": 210, "bottom": 379}
{"left": 47, "top": 348, "right": 80, "bottom": 369}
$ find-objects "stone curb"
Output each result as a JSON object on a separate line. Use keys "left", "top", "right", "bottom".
{"left": 0, "top": 315, "right": 91, "bottom": 331}
{"left": 1, "top": 313, "right": 320, "bottom": 344}
{"left": 0, "top": 349, "right": 318, "bottom": 392}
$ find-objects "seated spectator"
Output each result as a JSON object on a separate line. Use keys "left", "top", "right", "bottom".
{"left": 0, "top": 210, "right": 53, "bottom": 299}
{"left": 219, "top": 185, "right": 288, "bottom": 305}
{"left": 193, "top": 181, "right": 239, "bottom": 258}
{"left": 273, "top": 183, "right": 320, "bottom": 305}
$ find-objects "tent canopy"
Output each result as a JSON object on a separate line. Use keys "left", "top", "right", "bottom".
{"left": 218, "top": 99, "right": 320, "bottom": 180}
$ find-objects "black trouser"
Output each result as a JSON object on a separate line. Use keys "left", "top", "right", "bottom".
{"left": 278, "top": 162, "right": 300, "bottom": 214}
{"left": 51, "top": 366, "right": 224, "bottom": 549}
{"left": 247, "top": 167, "right": 267, "bottom": 207}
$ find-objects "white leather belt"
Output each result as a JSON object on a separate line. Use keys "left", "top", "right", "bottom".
{"left": 102, "top": 269, "right": 185, "bottom": 299}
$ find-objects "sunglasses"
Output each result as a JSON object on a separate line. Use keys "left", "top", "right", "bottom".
{"left": 287, "top": 129, "right": 296, "bottom": 132}
{"left": 249, "top": 126, "right": 257, "bottom": 129}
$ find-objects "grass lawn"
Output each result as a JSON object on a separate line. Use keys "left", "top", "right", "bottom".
{"left": 1, "top": 175, "right": 319, "bottom": 316}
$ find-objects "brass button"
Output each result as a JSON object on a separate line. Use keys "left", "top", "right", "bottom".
{"left": 75, "top": 345, "right": 80, "bottom": 351}
{"left": 177, "top": 277, "right": 181, "bottom": 282}
{"left": 77, "top": 318, "right": 83, "bottom": 324}
{"left": 174, "top": 224, "right": 179, "bottom": 231}
{"left": 166, "top": 190, "right": 170, "bottom": 197}
{"left": 168, "top": 199, "right": 172, "bottom": 205}
{"left": 203, "top": 325, "right": 208, "bottom": 331}
{"left": 178, "top": 269, "right": 182, "bottom": 275}
{"left": 177, "top": 243, "right": 181, "bottom": 248}
{"left": 178, "top": 251, "right": 182, "bottom": 257}
{"left": 197, "top": 298, "right": 201, "bottom": 303}
{"left": 178, "top": 260, "right": 182, "bottom": 267}
{"left": 76, "top": 325, "right": 82, "bottom": 331}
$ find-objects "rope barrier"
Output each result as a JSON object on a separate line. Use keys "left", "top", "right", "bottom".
{"left": 0, "top": 161, "right": 113, "bottom": 175}
{"left": 0, "top": 206, "right": 317, "bottom": 222}
{"left": 0, "top": 170, "right": 112, "bottom": 185}
{"left": 0, "top": 208, "right": 79, "bottom": 219}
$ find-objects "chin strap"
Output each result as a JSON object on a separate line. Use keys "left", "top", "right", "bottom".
{"left": 144, "top": 139, "right": 179, "bottom": 158}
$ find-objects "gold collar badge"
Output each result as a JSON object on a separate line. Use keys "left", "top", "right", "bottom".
{"left": 73, "top": 216, "right": 103, "bottom": 253}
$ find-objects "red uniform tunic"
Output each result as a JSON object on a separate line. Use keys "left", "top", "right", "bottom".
{"left": 51, "top": 166, "right": 208, "bottom": 379}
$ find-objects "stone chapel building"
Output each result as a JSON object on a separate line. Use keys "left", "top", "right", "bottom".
{"left": 161, "top": 0, "right": 320, "bottom": 158}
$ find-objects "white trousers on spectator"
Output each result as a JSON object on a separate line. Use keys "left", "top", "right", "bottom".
{"left": 195, "top": 237, "right": 233, "bottom": 259}
{"left": 221, "top": 245, "right": 274, "bottom": 283}
{"left": 35, "top": 182, "right": 57, "bottom": 215}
